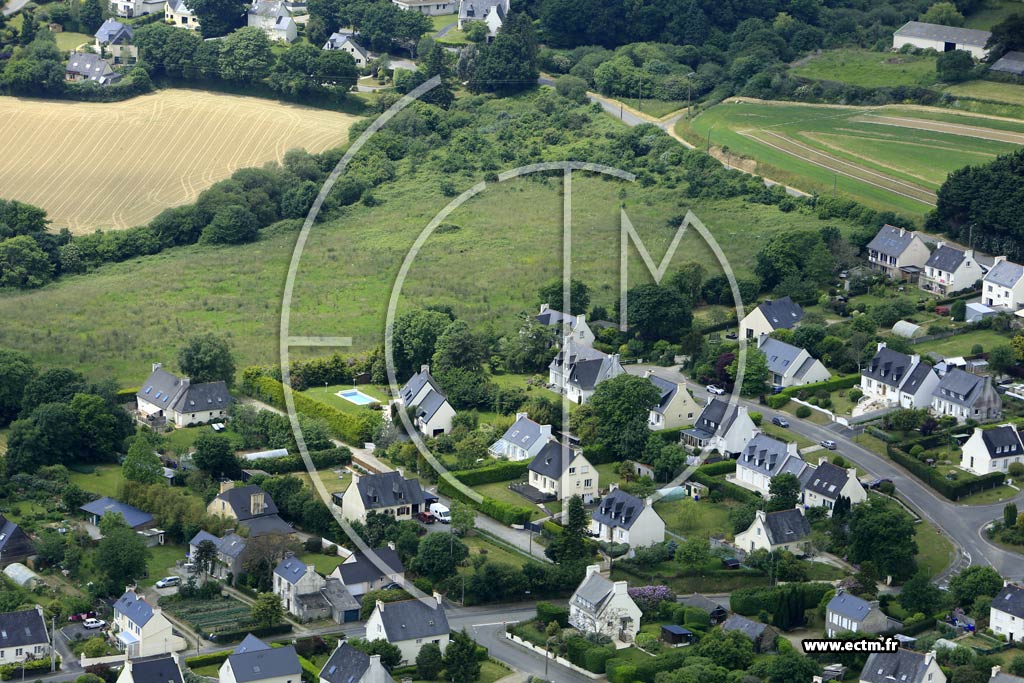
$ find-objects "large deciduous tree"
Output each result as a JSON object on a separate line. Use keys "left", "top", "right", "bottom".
{"left": 848, "top": 497, "right": 918, "bottom": 581}
{"left": 470, "top": 12, "right": 538, "bottom": 93}
{"left": 123, "top": 430, "right": 165, "bottom": 484}
{"left": 577, "top": 374, "right": 660, "bottom": 457}
{"left": 191, "top": 433, "right": 241, "bottom": 479}
{"left": 0, "top": 235, "right": 53, "bottom": 288}
{"left": 189, "top": 0, "right": 245, "bottom": 37}
{"left": 626, "top": 283, "right": 693, "bottom": 341}
{"left": 949, "top": 566, "right": 1003, "bottom": 608}
{"left": 0, "top": 349, "right": 35, "bottom": 427}
{"left": 178, "top": 333, "right": 236, "bottom": 386}
{"left": 413, "top": 532, "right": 468, "bottom": 581}
{"left": 443, "top": 630, "right": 481, "bottom": 683}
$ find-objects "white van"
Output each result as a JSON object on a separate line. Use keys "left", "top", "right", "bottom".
{"left": 429, "top": 502, "right": 451, "bottom": 524}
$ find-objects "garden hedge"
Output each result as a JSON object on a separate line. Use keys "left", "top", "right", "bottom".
{"left": 298, "top": 656, "right": 320, "bottom": 683}
{"left": 437, "top": 475, "right": 533, "bottom": 526}
{"left": 698, "top": 460, "right": 736, "bottom": 477}
{"left": 0, "top": 657, "right": 58, "bottom": 680}
{"left": 255, "top": 447, "right": 352, "bottom": 474}
{"left": 243, "top": 373, "right": 379, "bottom": 444}
{"left": 583, "top": 647, "right": 615, "bottom": 674}
{"left": 690, "top": 470, "right": 761, "bottom": 504}
{"left": 452, "top": 461, "right": 530, "bottom": 486}
{"left": 606, "top": 650, "right": 686, "bottom": 683}
{"left": 887, "top": 445, "right": 1005, "bottom": 500}
{"left": 206, "top": 623, "right": 292, "bottom": 643}
{"left": 186, "top": 652, "right": 230, "bottom": 669}
{"left": 536, "top": 602, "right": 569, "bottom": 627}
{"left": 765, "top": 373, "right": 860, "bottom": 409}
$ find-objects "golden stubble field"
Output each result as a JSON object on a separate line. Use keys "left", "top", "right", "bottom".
{"left": 0, "top": 89, "right": 357, "bottom": 233}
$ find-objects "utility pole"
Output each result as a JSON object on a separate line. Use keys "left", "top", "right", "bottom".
{"left": 50, "top": 617, "right": 56, "bottom": 673}
{"left": 706, "top": 127, "right": 712, "bottom": 152}
{"left": 833, "top": 175, "right": 837, "bottom": 199}
{"left": 638, "top": 73, "right": 642, "bottom": 113}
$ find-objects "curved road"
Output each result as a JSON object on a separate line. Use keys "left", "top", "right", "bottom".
{"left": 628, "top": 365, "right": 1024, "bottom": 584}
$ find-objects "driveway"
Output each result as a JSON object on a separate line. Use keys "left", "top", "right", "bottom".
{"left": 627, "top": 364, "right": 1024, "bottom": 583}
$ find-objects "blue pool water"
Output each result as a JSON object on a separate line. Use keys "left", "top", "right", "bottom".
{"left": 337, "top": 389, "right": 378, "bottom": 406}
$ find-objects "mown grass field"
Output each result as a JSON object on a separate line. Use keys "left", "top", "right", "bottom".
{"left": 0, "top": 89, "right": 356, "bottom": 233}
{"left": 963, "top": 0, "right": 1022, "bottom": 28}
{"left": 681, "top": 100, "right": 1024, "bottom": 218}
{"left": 0, "top": 166, "right": 868, "bottom": 385}
{"left": 791, "top": 49, "right": 938, "bottom": 88}
{"left": 944, "top": 80, "right": 1024, "bottom": 107}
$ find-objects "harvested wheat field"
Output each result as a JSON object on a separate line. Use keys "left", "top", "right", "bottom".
{"left": 0, "top": 89, "right": 357, "bottom": 233}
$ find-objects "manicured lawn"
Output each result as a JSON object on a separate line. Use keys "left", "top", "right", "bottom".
{"left": 791, "top": 49, "right": 938, "bottom": 88}
{"left": 596, "top": 462, "right": 623, "bottom": 488}
{"left": 163, "top": 425, "right": 244, "bottom": 456}
{"left": 461, "top": 534, "right": 531, "bottom": 569}
{"left": 429, "top": 14, "right": 457, "bottom": 31}
{"left": 945, "top": 80, "right": 1024, "bottom": 107}
{"left": 779, "top": 402, "right": 831, "bottom": 425}
{"left": 853, "top": 432, "right": 889, "bottom": 458}
{"left": 55, "top": 31, "right": 93, "bottom": 51}
{"left": 916, "top": 521, "right": 956, "bottom": 579}
{"left": 293, "top": 468, "right": 352, "bottom": 494}
{"left": 190, "top": 664, "right": 221, "bottom": 677}
{"left": 760, "top": 423, "right": 813, "bottom": 449}
{"left": 653, "top": 497, "right": 735, "bottom": 540}
{"left": 410, "top": 660, "right": 509, "bottom": 683}
{"left": 916, "top": 329, "right": 1013, "bottom": 356}
{"left": 69, "top": 464, "right": 126, "bottom": 495}
{"left": 301, "top": 384, "right": 391, "bottom": 415}
{"left": 959, "top": 485, "right": 1019, "bottom": 505}
{"left": 299, "top": 551, "right": 343, "bottom": 575}
{"left": 435, "top": 28, "right": 468, "bottom": 44}
{"left": 472, "top": 482, "right": 545, "bottom": 520}
{"left": 141, "top": 544, "right": 186, "bottom": 587}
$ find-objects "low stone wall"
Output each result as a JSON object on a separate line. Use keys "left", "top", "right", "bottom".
{"left": 504, "top": 632, "right": 602, "bottom": 679}
{"left": 80, "top": 653, "right": 126, "bottom": 668}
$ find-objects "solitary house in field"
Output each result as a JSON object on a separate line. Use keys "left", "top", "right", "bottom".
{"left": 137, "top": 363, "right": 230, "bottom": 427}
{"left": 892, "top": 21, "right": 990, "bottom": 59}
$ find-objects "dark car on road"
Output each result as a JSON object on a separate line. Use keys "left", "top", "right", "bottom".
{"left": 771, "top": 416, "right": 789, "bottom": 428}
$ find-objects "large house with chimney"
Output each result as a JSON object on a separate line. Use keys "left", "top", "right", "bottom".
{"left": 733, "top": 434, "right": 807, "bottom": 498}
{"left": 588, "top": 485, "right": 665, "bottom": 549}
{"left": 859, "top": 343, "right": 938, "bottom": 409}
{"left": 527, "top": 440, "right": 598, "bottom": 504}
{"left": 488, "top": 412, "right": 553, "bottom": 461}
{"left": 919, "top": 243, "right": 985, "bottom": 296}
{"left": 681, "top": 398, "right": 757, "bottom": 457}
{"left": 865, "top": 224, "right": 931, "bottom": 281}
{"left": 0, "top": 606, "right": 49, "bottom": 664}
{"left": 961, "top": 425, "right": 1024, "bottom": 475}
{"left": 540, "top": 304, "right": 623, "bottom": 404}
{"left": 207, "top": 482, "right": 294, "bottom": 536}
{"left": 273, "top": 554, "right": 360, "bottom": 624}
{"left": 931, "top": 369, "right": 1002, "bottom": 423}
{"left": 734, "top": 508, "right": 811, "bottom": 554}
{"left": 397, "top": 366, "right": 456, "bottom": 438}
{"left": 859, "top": 650, "right": 944, "bottom": 683}
{"left": 365, "top": 596, "right": 450, "bottom": 666}
{"left": 740, "top": 297, "right": 803, "bottom": 340}
{"left": 991, "top": 582, "right": 1024, "bottom": 643}
{"left": 338, "top": 471, "right": 433, "bottom": 524}
{"left": 112, "top": 589, "right": 185, "bottom": 658}
{"left": 137, "top": 363, "right": 230, "bottom": 427}
{"left": 645, "top": 372, "right": 702, "bottom": 430}
{"left": 799, "top": 458, "right": 866, "bottom": 514}
{"left": 569, "top": 565, "right": 642, "bottom": 648}
{"left": 983, "top": 257, "right": 1024, "bottom": 312}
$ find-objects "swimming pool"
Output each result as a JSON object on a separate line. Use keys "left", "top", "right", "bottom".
{"left": 336, "top": 389, "right": 379, "bottom": 406}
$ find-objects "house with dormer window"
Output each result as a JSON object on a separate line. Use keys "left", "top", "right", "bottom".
{"left": 681, "top": 398, "right": 757, "bottom": 456}
{"left": 865, "top": 224, "right": 931, "bottom": 281}
{"left": 207, "top": 481, "right": 293, "bottom": 537}
{"left": 568, "top": 565, "right": 642, "bottom": 648}
{"left": 338, "top": 471, "right": 432, "bottom": 524}
{"left": 137, "top": 363, "right": 230, "bottom": 427}
{"left": 932, "top": 369, "right": 1002, "bottom": 423}
{"left": 0, "top": 606, "right": 49, "bottom": 664}
{"left": 859, "top": 649, "right": 943, "bottom": 683}
{"left": 920, "top": 243, "right": 985, "bottom": 296}
{"left": 733, "top": 434, "right": 807, "bottom": 497}
{"left": 527, "top": 440, "right": 598, "bottom": 503}
{"left": 961, "top": 425, "right": 1024, "bottom": 475}
{"left": 799, "top": 458, "right": 866, "bottom": 514}
{"left": 488, "top": 412, "right": 552, "bottom": 461}
{"left": 588, "top": 485, "right": 665, "bottom": 549}
{"left": 860, "top": 343, "right": 938, "bottom": 409}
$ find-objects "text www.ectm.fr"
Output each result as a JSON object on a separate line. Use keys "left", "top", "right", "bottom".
{"left": 801, "top": 638, "right": 901, "bottom": 654}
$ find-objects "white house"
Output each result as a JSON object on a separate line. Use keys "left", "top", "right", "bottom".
{"left": 733, "top": 434, "right": 807, "bottom": 498}
{"left": 95, "top": 19, "right": 137, "bottom": 64}
{"left": 488, "top": 412, "right": 552, "bottom": 461}
{"left": 330, "top": 545, "right": 404, "bottom": 599}
{"left": 273, "top": 555, "right": 360, "bottom": 624}
{"left": 164, "top": 0, "right": 199, "bottom": 29}
{"left": 323, "top": 32, "right": 369, "bottom": 67}
{"left": 365, "top": 596, "right": 450, "bottom": 666}
{"left": 392, "top": 0, "right": 455, "bottom": 15}
{"left": 588, "top": 485, "right": 665, "bottom": 549}
{"left": 645, "top": 371, "right": 702, "bottom": 430}
{"left": 983, "top": 258, "right": 1024, "bottom": 311}
{"left": 137, "top": 363, "right": 230, "bottom": 427}
{"left": 248, "top": 0, "right": 297, "bottom": 42}
{"left": 457, "top": 0, "right": 507, "bottom": 39}
{"left": 338, "top": 471, "right": 431, "bottom": 524}
{"left": 526, "top": 440, "right": 598, "bottom": 503}
{"left": 919, "top": 243, "right": 985, "bottom": 296}
{"left": 860, "top": 650, "right": 944, "bottom": 683}
{"left": 117, "top": 654, "right": 184, "bottom": 683}
{"left": 398, "top": 366, "right": 456, "bottom": 437}
{"left": 893, "top": 21, "right": 991, "bottom": 60}
{"left": 860, "top": 343, "right": 938, "bottom": 409}
{"left": 548, "top": 343, "right": 623, "bottom": 405}
{"left": 961, "top": 425, "right": 1024, "bottom": 475}
{"left": 931, "top": 369, "right": 1002, "bottom": 423}
{"left": 536, "top": 304, "right": 596, "bottom": 348}
{"left": 220, "top": 635, "right": 301, "bottom": 683}
{"left": 319, "top": 642, "right": 395, "bottom": 683}
{"left": 112, "top": 589, "right": 185, "bottom": 658}
{"left": 757, "top": 335, "right": 830, "bottom": 389}
{"left": 681, "top": 398, "right": 757, "bottom": 457}
{"left": 568, "top": 565, "right": 642, "bottom": 648}
{"left": 991, "top": 583, "right": 1024, "bottom": 643}
{"left": 825, "top": 589, "right": 899, "bottom": 638}
{"left": 740, "top": 297, "right": 803, "bottom": 340}
{"left": 734, "top": 508, "right": 810, "bottom": 554}
{"left": 109, "top": 0, "right": 164, "bottom": 19}
{"left": 799, "top": 458, "right": 866, "bottom": 514}
{"left": 0, "top": 607, "right": 49, "bottom": 664}
{"left": 865, "top": 224, "right": 931, "bottom": 281}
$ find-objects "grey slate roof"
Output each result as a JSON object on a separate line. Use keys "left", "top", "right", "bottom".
{"left": 242, "top": 514, "right": 293, "bottom": 536}
{"left": 535, "top": 306, "right": 576, "bottom": 327}
{"left": 935, "top": 368, "right": 985, "bottom": 407}
{"left": 377, "top": 599, "right": 450, "bottom": 642}
{"left": 894, "top": 21, "right": 991, "bottom": 48}
{"left": 801, "top": 461, "right": 851, "bottom": 499}
{"left": 679, "top": 594, "right": 727, "bottom": 615}
{"left": 981, "top": 426, "right": 1024, "bottom": 459}
{"left": 414, "top": 389, "right": 449, "bottom": 423}
{"left": 319, "top": 643, "right": 371, "bottom": 683}
{"left": 925, "top": 244, "right": 967, "bottom": 273}
{"left": 762, "top": 509, "right": 810, "bottom": 545}
{"left": 568, "top": 357, "right": 606, "bottom": 391}
{"left": 0, "top": 515, "right": 35, "bottom": 558}
{"left": 95, "top": 18, "right": 132, "bottom": 44}
{"left": 65, "top": 52, "right": 120, "bottom": 84}
{"left": 759, "top": 337, "right": 804, "bottom": 377}
{"left": 591, "top": 489, "right": 646, "bottom": 530}
{"left": 491, "top": 415, "right": 547, "bottom": 454}
{"left": 685, "top": 398, "right": 739, "bottom": 441}
{"left": 863, "top": 347, "right": 913, "bottom": 388}
{"left": 739, "top": 434, "right": 805, "bottom": 478}
{"left": 213, "top": 486, "right": 280, "bottom": 521}
{"left": 900, "top": 361, "right": 935, "bottom": 395}
{"left": 756, "top": 297, "right": 803, "bottom": 330}
{"left": 792, "top": 356, "right": 818, "bottom": 381}
{"left": 528, "top": 440, "right": 574, "bottom": 479}
{"left": 827, "top": 591, "right": 874, "bottom": 622}
{"left": 128, "top": 655, "right": 184, "bottom": 683}
{"left": 992, "top": 51, "right": 1024, "bottom": 76}
{"left": 0, "top": 608, "right": 48, "bottom": 648}
{"left": 648, "top": 375, "right": 678, "bottom": 415}
{"left": 321, "top": 579, "right": 360, "bottom": 614}
{"left": 190, "top": 530, "right": 220, "bottom": 548}
{"left": 336, "top": 547, "right": 404, "bottom": 585}
{"left": 860, "top": 650, "right": 932, "bottom": 683}
{"left": 165, "top": 0, "right": 193, "bottom": 14}
{"left": 985, "top": 259, "right": 1024, "bottom": 288}
{"left": 993, "top": 584, "right": 1024, "bottom": 619}
{"left": 357, "top": 472, "right": 427, "bottom": 511}
{"left": 227, "top": 637, "right": 300, "bottom": 683}
{"left": 571, "top": 572, "right": 614, "bottom": 614}
{"left": 399, "top": 368, "right": 441, "bottom": 405}
{"left": 866, "top": 225, "right": 917, "bottom": 259}
{"left": 81, "top": 497, "right": 153, "bottom": 529}
{"left": 219, "top": 533, "right": 248, "bottom": 558}
{"left": 993, "top": 672, "right": 1024, "bottom": 683}
{"left": 114, "top": 590, "right": 155, "bottom": 628}
{"left": 721, "top": 614, "right": 768, "bottom": 641}
{"left": 137, "top": 367, "right": 230, "bottom": 416}
{"left": 274, "top": 555, "right": 309, "bottom": 585}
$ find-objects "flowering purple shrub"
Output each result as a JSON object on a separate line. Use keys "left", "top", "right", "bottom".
{"left": 628, "top": 585, "right": 674, "bottom": 614}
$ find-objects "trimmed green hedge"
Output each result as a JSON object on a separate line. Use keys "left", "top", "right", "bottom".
{"left": 245, "top": 374, "right": 379, "bottom": 444}
{"left": 452, "top": 461, "right": 530, "bottom": 486}
{"left": 698, "top": 460, "right": 736, "bottom": 477}
{"left": 255, "top": 447, "right": 352, "bottom": 474}
{"left": 206, "top": 623, "right": 292, "bottom": 643}
{"left": 0, "top": 657, "right": 58, "bottom": 680}
{"left": 606, "top": 649, "right": 687, "bottom": 683}
{"left": 887, "top": 445, "right": 1005, "bottom": 500}
{"left": 537, "top": 602, "right": 569, "bottom": 627}
{"left": 298, "top": 656, "right": 320, "bottom": 683}
{"left": 730, "top": 583, "right": 833, "bottom": 616}
{"left": 437, "top": 475, "right": 533, "bottom": 525}
{"left": 584, "top": 647, "right": 615, "bottom": 674}
{"left": 690, "top": 470, "right": 761, "bottom": 504}
{"left": 186, "top": 652, "right": 230, "bottom": 669}
{"left": 543, "top": 520, "right": 564, "bottom": 536}
{"left": 765, "top": 374, "right": 860, "bottom": 409}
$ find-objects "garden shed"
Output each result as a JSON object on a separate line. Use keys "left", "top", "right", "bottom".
{"left": 661, "top": 625, "right": 695, "bottom": 646}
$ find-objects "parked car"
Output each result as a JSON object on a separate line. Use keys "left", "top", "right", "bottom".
{"left": 771, "top": 416, "right": 789, "bottom": 428}
{"left": 383, "top": 582, "right": 402, "bottom": 591}
{"left": 864, "top": 478, "right": 894, "bottom": 490}
{"left": 155, "top": 576, "right": 180, "bottom": 589}
{"left": 725, "top": 332, "right": 738, "bottom": 340}
{"left": 68, "top": 611, "right": 97, "bottom": 622}
{"left": 430, "top": 502, "right": 451, "bottom": 524}
{"left": 706, "top": 384, "right": 725, "bottom": 395}
{"left": 83, "top": 618, "right": 106, "bottom": 630}
{"left": 819, "top": 440, "right": 837, "bottom": 450}
{"left": 415, "top": 510, "right": 436, "bottom": 524}
{"left": 721, "top": 557, "right": 741, "bottom": 570}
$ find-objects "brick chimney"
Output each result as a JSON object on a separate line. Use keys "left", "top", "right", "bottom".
{"left": 433, "top": 591, "right": 444, "bottom": 607}
{"left": 420, "top": 364, "right": 430, "bottom": 374}
{"left": 539, "top": 303, "right": 550, "bottom": 313}
{"left": 180, "top": 377, "right": 190, "bottom": 387}
{"left": 219, "top": 480, "right": 235, "bottom": 494}
{"left": 152, "top": 362, "right": 162, "bottom": 372}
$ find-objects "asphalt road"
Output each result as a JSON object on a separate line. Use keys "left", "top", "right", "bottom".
{"left": 627, "top": 364, "right": 1024, "bottom": 583}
